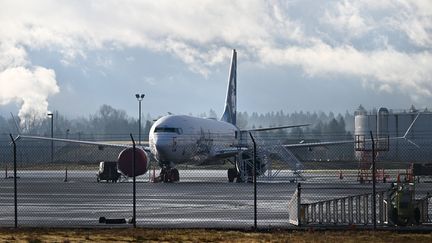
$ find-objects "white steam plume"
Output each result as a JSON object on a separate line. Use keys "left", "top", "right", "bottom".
{"left": 0, "top": 43, "right": 59, "bottom": 126}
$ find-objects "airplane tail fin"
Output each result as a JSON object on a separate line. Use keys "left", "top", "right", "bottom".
{"left": 220, "top": 49, "right": 237, "bottom": 125}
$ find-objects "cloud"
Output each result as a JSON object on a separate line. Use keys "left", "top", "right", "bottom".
{"left": 0, "top": 44, "right": 28, "bottom": 70}
{"left": 143, "top": 76, "right": 157, "bottom": 86}
{"left": 396, "top": 1, "right": 432, "bottom": 48}
{"left": 259, "top": 43, "right": 432, "bottom": 98}
{"left": 322, "top": 0, "right": 373, "bottom": 38}
{"left": 0, "top": 0, "right": 431, "bottom": 118}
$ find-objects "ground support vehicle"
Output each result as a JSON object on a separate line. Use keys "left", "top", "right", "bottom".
{"left": 97, "top": 161, "right": 121, "bottom": 183}
{"left": 386, "top": 173, "right": 429, "bottom": 226}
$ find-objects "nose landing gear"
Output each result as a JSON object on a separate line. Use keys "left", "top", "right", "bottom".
{"left": 227, "top": 168, "right": 237, "bottom": 182}
{"left": 157, "top": 167, "right": 180, "bottom": 183}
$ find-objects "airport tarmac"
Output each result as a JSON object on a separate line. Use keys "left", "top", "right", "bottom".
{"left": 0, "top": 170, "right": 431, "bottom": 228}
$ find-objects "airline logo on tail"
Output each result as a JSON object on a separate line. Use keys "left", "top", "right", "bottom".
{"left": 220, "top": 49, "right": 237, "bottom": 125}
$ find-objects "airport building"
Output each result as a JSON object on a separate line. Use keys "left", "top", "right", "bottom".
{"left": 354, "top": 105, "right": 432, "bottom": 162}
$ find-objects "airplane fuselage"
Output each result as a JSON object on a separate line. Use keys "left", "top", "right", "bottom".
{"left": 149, "top": 115, "right": 239, "bottom": 166}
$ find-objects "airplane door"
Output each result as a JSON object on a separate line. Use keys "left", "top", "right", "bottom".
{"left": 172, "top": 137, "right": 177, "bottom": 152}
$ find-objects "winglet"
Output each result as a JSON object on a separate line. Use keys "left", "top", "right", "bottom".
{"left": 405, "top": 138, "right": 420, "bottom": 149}
{"left": 403, "top": 112, "right": 420, "bottom": 139}
{"left": 220, "top": 49, "right": 237, "bottom": 125}
{"left": 401, "top": 112, "right": 421, "bottom": 148}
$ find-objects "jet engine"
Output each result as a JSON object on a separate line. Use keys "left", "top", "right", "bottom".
{"left": 117, "top": 147, "right": 149, "bottom": 177}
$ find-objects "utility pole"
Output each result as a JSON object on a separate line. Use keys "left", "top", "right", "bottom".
{"left": 47, "top": 113, "right": 54, "bottom": 163}
{"left": 135, "top": 94, "right": 145, "bottom": 145}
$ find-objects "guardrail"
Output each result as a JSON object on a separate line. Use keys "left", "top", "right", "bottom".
{"left": 300, "top": 190, "right": 388, "bottom": 225}
{"left": 289, "top": 183, "right": 431, "bottom": 227}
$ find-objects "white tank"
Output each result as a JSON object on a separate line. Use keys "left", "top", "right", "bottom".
{"left": 355, "top": 110, "right": 369, "bottom": 137}
{"left": 354, "top": 106, "right": 369, "bottom": 160}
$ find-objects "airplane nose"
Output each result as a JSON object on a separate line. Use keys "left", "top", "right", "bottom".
{"left": 153, "top": 135, "right": 172, "bottom": 161}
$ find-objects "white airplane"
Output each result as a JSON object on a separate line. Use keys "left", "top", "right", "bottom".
{"left": 16, "top": 50, "right": 308, "bottom": 182}
{"left": 16, "top": 49, "right": 420, "bottom": 182}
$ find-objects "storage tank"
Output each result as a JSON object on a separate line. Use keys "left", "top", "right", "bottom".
{"left": 354, "top": 106, "right": 369, "bottom": 160}
{"left": 353, "top": 105, "right": 432, "bottom": 164}
{"left": 377, "top": 107, "right": 389, "bottom": 151}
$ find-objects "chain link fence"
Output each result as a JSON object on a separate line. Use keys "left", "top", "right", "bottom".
{"left": 1, "top": 132, "right": 431, "bottom": 229}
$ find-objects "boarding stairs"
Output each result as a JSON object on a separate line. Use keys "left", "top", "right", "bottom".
{"left": 236, "top": 150, "right": 267, "bottom": 182}
{"left": 238, "top": 131, "right": 305, "bottom": 181}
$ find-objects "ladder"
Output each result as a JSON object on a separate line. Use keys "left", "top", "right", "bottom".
{"left": 239, "top": 131, "right": 305, "bottom": 181}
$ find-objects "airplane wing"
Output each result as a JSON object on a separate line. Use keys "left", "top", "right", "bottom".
{"left": 284, "top": 112, "right": 421, "bottom": 149}
{"left": 244, "top": 124, "right": 310, "bottom": 132}
{"left": 212, "top": 146, "right": 249, "bottom": 159}
{"left": 16, "top": 135, "right": 150, "bottom": 151}
{"left": 284, "top": 139, "right": 354, "bottom": 148}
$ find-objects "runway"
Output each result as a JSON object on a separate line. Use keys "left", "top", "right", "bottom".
{"left": 0, "top": 170, "right": 431, "bottom": 228}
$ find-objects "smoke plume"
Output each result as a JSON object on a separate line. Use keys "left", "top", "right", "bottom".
{"left": 0, "top": 43, "right": 59, "bottom": 127}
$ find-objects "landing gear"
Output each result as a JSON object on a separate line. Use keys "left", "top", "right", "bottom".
{"left": 227, "top": 168, "right": 237, "bottom": 182}
{"left": 227, "top": 168, "right": 246, "bottom": 182}
{"left": 169, "top": 168, "right": 180, "bottom": 182}
{"left": 159, "top": 167, "right": 180, "bottom": 183}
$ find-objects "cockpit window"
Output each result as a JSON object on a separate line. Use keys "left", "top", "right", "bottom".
{"left": 154, "top": 127, "right": 182, "bottom": 134}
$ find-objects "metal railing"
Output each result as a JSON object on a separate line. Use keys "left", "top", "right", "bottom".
{"left": 289, "top": 184, "right": 432, "bottom": 227}
{"left": 300, "top": 190, "right": 387, "bottom": 225}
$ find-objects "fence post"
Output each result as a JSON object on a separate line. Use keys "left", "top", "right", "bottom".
{"left": 130, "top": 133, "right": 137, "bottom": 228}
{"left": 9, "top": 134, "right": 18, "bottom": 228}
{"left": 248, "top": 132, "right": 257, "bottom": 230}
{"left": 297, "top": 183, "right": 301, "bottom": 226}
{"left": 64, "top": 166, "right": 68, "bottom": 182}
{"left": 370, "top": 131, "right": 377, "bottom": 230}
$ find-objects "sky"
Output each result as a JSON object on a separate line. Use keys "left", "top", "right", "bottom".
{"left": 0, "top": 0, "right": 431, "bottom": 124}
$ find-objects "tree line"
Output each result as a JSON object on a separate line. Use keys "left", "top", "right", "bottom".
{"left": 0, "top": 105, "right": 355, "bottom": 141}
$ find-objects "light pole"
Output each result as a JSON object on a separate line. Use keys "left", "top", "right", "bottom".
{"left": 135, "top": 94, "right": 145, "bottom": 145}
{"left": 47, "top": 113, "right": 54, "bottom": 163}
